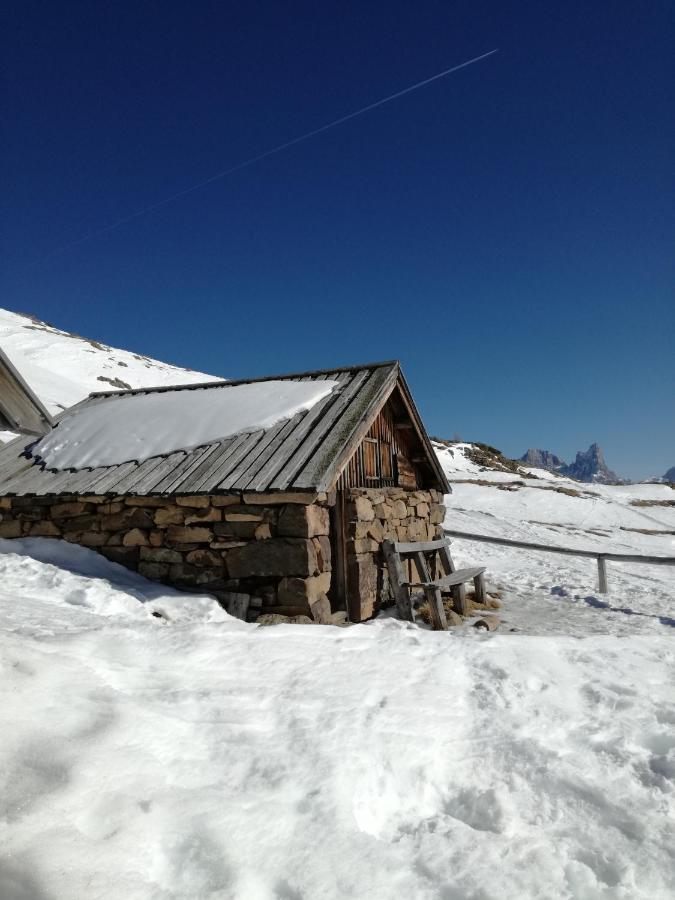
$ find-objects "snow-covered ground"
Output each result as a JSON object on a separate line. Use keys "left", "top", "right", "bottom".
{"left": 0, "top": 307, "right": 220, "bottom": 424}
{"left": 1, "top": 446, "right": 674, "bottom": 899}
{"left": 0, "top": 539, "right": 673, "bottom": 900}
{"left": 439, "top": 442, "right": 675, "bottom": 637}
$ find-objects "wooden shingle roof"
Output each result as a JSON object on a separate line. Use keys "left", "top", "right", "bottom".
{"left": 0, "top": 361, "right": 449, "bottom": 497}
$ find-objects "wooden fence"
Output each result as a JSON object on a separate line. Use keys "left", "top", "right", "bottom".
{"left": 443, "top": 529, "right": 675, "bottom": 594}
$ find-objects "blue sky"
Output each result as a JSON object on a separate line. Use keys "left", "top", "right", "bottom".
{"left": 2, "top": 1, "right": 673, "bottom": 478}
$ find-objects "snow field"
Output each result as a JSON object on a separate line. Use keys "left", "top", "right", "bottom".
{"left": 1, "top": 540, "right": 674, "bottom": 899}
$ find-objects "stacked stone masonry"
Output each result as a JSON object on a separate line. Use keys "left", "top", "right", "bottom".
{"left": 0, "top": 486, "right": 446, "bottom": 624}
{"left": 0, "top": 492, "right": 334, "bottom": 622}
{"left": 345, "top": 487, "right": 446, "bottom": 622}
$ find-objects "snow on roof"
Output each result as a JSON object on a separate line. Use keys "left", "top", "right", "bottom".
{"left": 34, "top": 379, "right": 340, "bottom": 470}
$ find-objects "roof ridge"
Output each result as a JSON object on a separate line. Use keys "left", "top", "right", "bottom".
{"left": 87, "top": 360, "right": 400, "bottom": 400}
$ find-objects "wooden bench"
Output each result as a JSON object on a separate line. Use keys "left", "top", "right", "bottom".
{"left": 382, "top": 537, "right": 486, "bottom": 631}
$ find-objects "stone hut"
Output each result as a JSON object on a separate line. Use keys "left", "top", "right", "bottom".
{"left": 0, "top": 361, "right": 449, "bottom": 623}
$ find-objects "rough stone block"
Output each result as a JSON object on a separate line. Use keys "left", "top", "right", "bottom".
{"left": 166, "top": 525, "right": 213, "bottom": 544}
{"left": 175, "top": 496, "right": 210, "bottom": 508}
{"left": 79, "top": 532, "right": 109, "bottom": 547}
{"left": 352, "top": 538, "right": 379, "bottom": 554}
{"left": 254, "top": 522, "right": 272, "bottom": 541}
{"left": 392, "top": 499, "right": 408, "bottom": 518}
{"left": 429, "top": 504, "right": 446, "bottom": 525}
{"left": 309, "top": 593, "right": 332, "bottom": 624}
{"left": 277, "top": 573, "right": 331, "bottom": 608}
{"left": 185, "top": 507, "right": 221, "bottom": 525}
{"left": 227, "top": 538, "right": 318, "bottom": 578}
{"left": 186, "top": 548, "right": 223, "bottom": 567}
{"left": 50, "top": 501, "right": 92, "bottom": 518}
{"left": 123, "top": 528, "right": 148, "bottom": 547}
{"left": 140, "top": 547, "right": 182, "bottom": 563}
{"left": 99, "top": 508, "right": 154, "bottom": 531}
{"left": 28, "top": 521, "right": 61, "bottom": 537}
{"left": 416, "top": 502, "right": 430, "bottom": 518}
{"left": 149, "top": 530, "right": 163, "bottom": 546}
{"left": 97, "top": 501, "right": 125, "bottom": 515}
{"left": 99, "top": 547, "right": 139, "bottom": 568}
{"left": 312, "top": 535, "right": 331, "bottom": 571}
{"left": 223, "top": 507, "right": 264, "bottom": 523}
{"left": 154, "top": 506, "right": 185, "bottom": 527}
{"left": 352, "top": 496, "right": 374, "bottom": 521}
{"left": 277, "top": 504, "right": 329, "bottom": 538}
{"left": 124, "top": 497, "right": 168, "bottom": 507}
{"left": 347, "top": 553, "right": 378, "bottom": 622}
{"left": 209, "top": 495, "right": 242, "bottom": 507}
{"left": 138, "top": 561, "right": 170, "bottom": 580}
{"left": 0, "top": 520, "right": 22, "bottom": 538}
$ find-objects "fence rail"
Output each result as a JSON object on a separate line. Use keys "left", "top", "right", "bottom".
{"left": 443, "top": 529, "right": 675, "bottom": 594}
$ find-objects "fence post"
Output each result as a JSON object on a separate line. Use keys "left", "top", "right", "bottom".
{"left": 597, "top": 556, "right": 608, "bottom": 593}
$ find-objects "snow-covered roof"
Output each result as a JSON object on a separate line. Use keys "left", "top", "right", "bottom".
{"left": 0, "top": 362, "right": 450, "bottom": 496}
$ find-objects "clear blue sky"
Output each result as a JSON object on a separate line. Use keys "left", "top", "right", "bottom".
{"left": 2, "top": 1, "right": 673, "bottom": 478}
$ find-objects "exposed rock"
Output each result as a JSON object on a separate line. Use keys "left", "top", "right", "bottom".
{"left": 562, "top": 444, "right": 622, "bottom": 484}
{"left": 519, "top": 449, "right": 566, "bottom": 471}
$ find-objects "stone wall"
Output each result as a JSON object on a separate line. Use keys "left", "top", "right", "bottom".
{"left": 345, "top": 487, "right": 446, "bottom": 622}
{"left": 0, "top": 492, "right": 334, "bottom": 622}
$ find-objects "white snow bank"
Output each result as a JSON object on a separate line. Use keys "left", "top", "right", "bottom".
{"left": 34, "top": 379, "right": 339, "bottom": 469}
{"left": 0, "top": 537, "right": 239, "bottom": 627}
{"left": 0, "top": 539, "right": 674, "bottom": 900}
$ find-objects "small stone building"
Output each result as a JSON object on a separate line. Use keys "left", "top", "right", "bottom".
{"left": 0, "top": 361, "right": 449, "bottom": 622}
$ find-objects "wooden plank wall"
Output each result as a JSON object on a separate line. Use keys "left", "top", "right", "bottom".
{"left": 336, "top": 399, "right": 421, "bottom": 491}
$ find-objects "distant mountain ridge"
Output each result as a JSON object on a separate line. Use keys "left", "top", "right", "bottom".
{"left": 520, "top": 443, "right": 624, "bottom": 484}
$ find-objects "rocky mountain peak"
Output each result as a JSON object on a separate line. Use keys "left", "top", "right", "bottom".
{"left": 519, "top": 449, "right": 566, "bottom": 470}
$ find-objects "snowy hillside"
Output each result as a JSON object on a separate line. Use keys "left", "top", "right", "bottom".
{"left": 0, "top": 308, "right": 220, "bottom": 431}
{"left": 437, "top": 441, "right": 675, "bottom": 636}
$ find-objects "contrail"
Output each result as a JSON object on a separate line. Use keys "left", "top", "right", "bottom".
{"left": 28, "top": 49, "right": 498, "bottom": 266}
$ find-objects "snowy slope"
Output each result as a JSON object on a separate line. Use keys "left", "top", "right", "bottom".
{"left": 438, "top": 442, "right": 675, "bottom": 637}
{"left": 0, "top": 307, "right": 221, "bottom": 422}
{"left": 1, "top": 538, "right": 674, "bottom": 900}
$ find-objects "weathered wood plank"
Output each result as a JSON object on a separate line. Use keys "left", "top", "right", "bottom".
{"left": 210, "top": 430, "right": 268, "bottom": 491}
{"left": 177, "top": 437, "right": 242, "bottom": 493}
{"left": 296, "top": 366, "right": 400, "bottom": 492}
{"left": 444, "top": 529, "right": 675, "bottom": 565}
{"left": 393, "top": 538, "right": 450, "bottom": 555}
{"left": 257, "top": 372, "right": 356, "bottom": 492}
{"left": 382, "top": 539, "right": 414, "bottom": 622}
{"left": 151, "top": 445, "right": 216, "bottom": 495}
{"left": 276, "top": 369, "right": 376, "bottom": 491}
{"left": 218, "top": 420, "right": 297, "bottom": 491}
